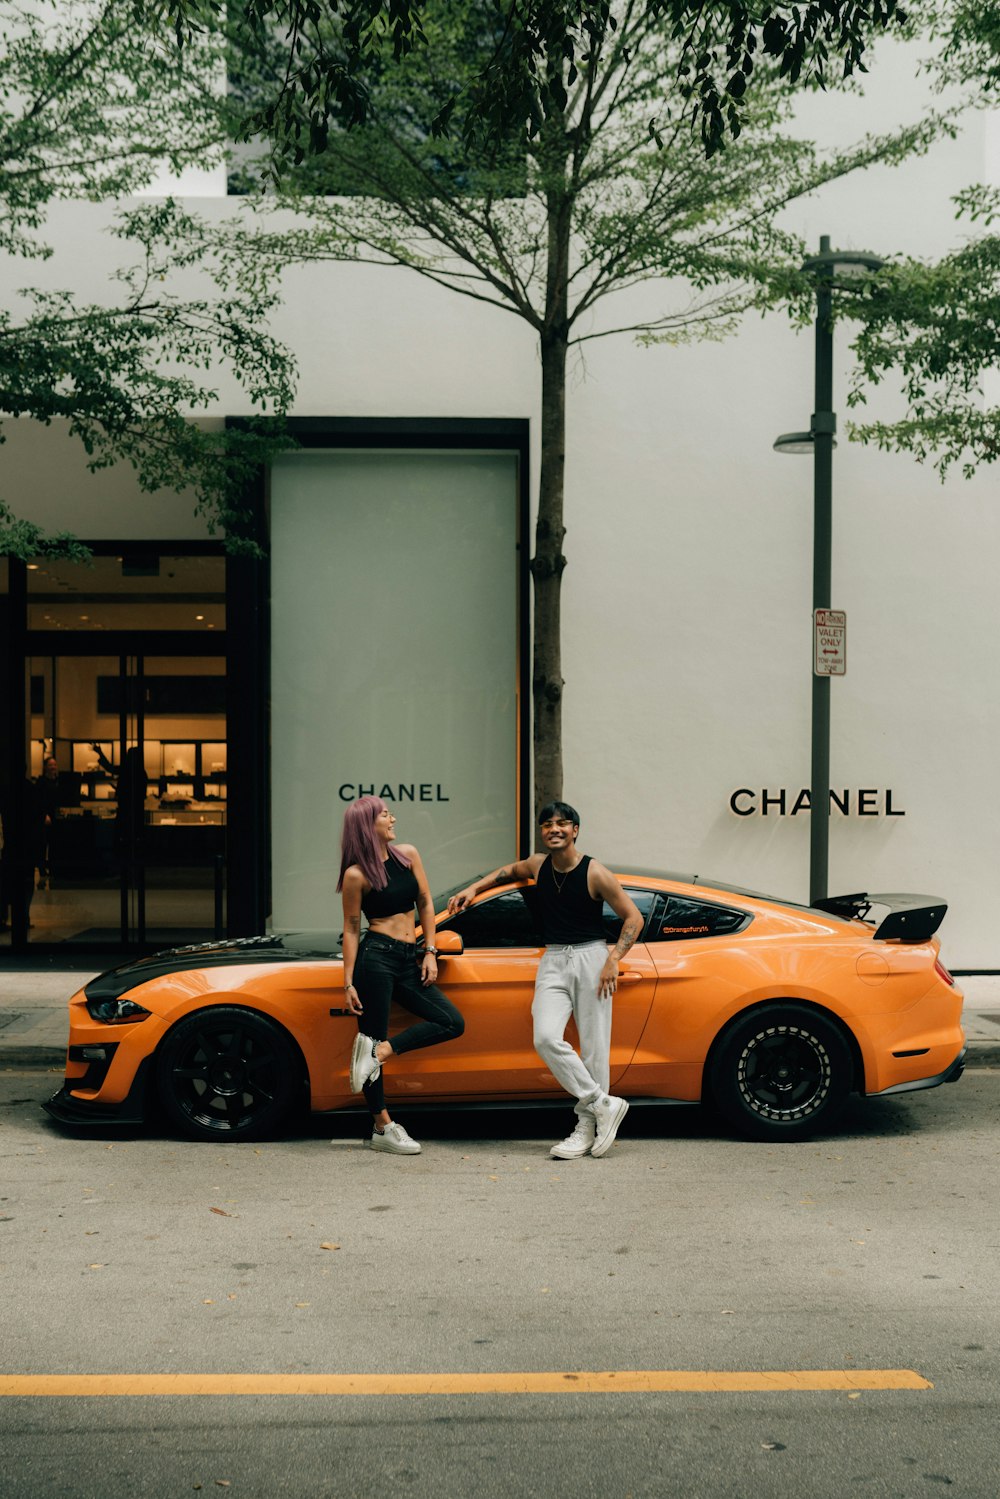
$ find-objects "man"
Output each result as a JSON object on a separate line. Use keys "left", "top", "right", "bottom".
{"left": 448, "top": 802, "right": 643, "bottom": 1160}
{"left": 37, "top": 755, "right": 61, "bottom": 888}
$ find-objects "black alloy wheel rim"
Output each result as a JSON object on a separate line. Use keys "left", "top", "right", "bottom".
{"left": 169, "top": 1023, "right": 279, "bottom": 1132}
{"left": 736, "top": 1023, "right": 831, "bottom": 1122}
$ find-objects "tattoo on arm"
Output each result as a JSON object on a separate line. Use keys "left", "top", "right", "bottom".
{"left": 613, "top": 917, "right": 642, "bottom": 960}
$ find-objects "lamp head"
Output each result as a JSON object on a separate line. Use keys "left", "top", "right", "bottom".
{"left": 802, "top": 247, "right": 884, "bottom": 283}
{"left": 774, "top": 431, "right": 815, "bottom": 455}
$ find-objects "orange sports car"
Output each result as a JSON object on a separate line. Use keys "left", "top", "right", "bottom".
{"left": 43, "top": 871, "right": 966, "bottom": 1142}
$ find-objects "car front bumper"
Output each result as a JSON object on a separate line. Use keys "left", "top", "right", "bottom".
{"left": 43, "top": 1055, "right": 153, "bottom": 1128}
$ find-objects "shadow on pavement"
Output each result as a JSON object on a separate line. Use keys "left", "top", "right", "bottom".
{"left": 8, "top": 1064, "right": 982, "bottom": 1149}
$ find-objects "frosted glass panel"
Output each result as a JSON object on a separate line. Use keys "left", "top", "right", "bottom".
{"left": 270, "top": 449, "right": 519, "bottom": 932}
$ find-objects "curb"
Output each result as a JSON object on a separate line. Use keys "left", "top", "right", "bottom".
{"left": 1, "top": 1048, "right": 67, "bottom": 1069}
{"left": 959, "top": 1045, "right": 1000, "bottom": 1069}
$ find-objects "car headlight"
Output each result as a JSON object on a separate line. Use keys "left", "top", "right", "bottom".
{"left": 85, "top": 997, "right": 152, "bottom": 1025}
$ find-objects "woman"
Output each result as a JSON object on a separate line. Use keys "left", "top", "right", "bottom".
{"left": 90, "top": 743, "right": 148, "bottom": 857}
{"left": 339, "top": 796, "right": 464, "bottom": 1154}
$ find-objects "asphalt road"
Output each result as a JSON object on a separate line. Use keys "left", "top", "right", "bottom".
{"left": 1, "top": 1068, "right": 998, "bottom": 1498}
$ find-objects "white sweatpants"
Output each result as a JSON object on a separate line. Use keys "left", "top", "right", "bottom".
{"left": 531, "top": 941, "right": 612, "bottom": 1116}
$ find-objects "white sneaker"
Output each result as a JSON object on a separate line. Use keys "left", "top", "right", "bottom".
{"left": 591, "top": 1094, "right": 629, "bottom": 1158}
{"left": 350, "top": 1033, "right": 381, "bottom": 1094}
{"left": 371, "top": 1121, "right": 421, "bottom": 1155}
{"left": 550, "top": 1114, "right": 596, "bottom": 1159}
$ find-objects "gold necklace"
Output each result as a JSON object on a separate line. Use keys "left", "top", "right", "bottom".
{"left": 550, "top": 859, "right": 575, "bottom": 894}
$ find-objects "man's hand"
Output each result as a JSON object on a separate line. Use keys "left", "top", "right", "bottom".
{"left": 447, "top": 885, "right": 478, "bottom": 915}
{"left": 598, "top": 955, "right": 619, "bottom": 999}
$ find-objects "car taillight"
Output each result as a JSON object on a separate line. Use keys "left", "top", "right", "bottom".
{"left": 934, "top": 959, "right": 955, "bottom": 986}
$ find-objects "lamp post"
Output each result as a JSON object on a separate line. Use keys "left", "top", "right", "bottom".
{"left": 774, "top": 235, "right": 883, "bottom": 905}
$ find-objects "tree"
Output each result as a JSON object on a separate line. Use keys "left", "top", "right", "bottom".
{"left": 222, "top": 0, "right": 950, "bottom": 811}
{"left": 835, "top": 2, "right": 1000, "bottom": 477}
{"left": 0, "top": 0, "right": 294, "bottom": 557}
{"left": 151, "top": 0, "right": 908, "bottom": 164}
{"left": 843, "top": 221, "right": 1000, "bottom": 478}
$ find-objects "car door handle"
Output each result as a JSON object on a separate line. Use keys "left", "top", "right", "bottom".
{"left": 617, "top": 971, "right": 644, "bottom": 983}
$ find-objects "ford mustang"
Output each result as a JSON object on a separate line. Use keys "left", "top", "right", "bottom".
{"left": 42, "top": 871, "right": 967, "bottom": 1143}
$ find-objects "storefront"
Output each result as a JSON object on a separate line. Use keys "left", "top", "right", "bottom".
{"left": 1, "top": 418, "right": 528, "bottom": 954}
{"left": 1, "top": 541, "right": 266, "bottom": 950}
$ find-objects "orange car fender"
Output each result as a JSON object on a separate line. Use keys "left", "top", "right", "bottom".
{"left": 642, "top": 967, "right": 860, "bottom": 1062}
{"left": 158, "top": 990, "right": 313, "bottom": 1064}
{"left": 141, "top": 960, "right": 342, "bottom": 1046}
{"left": 695, "top": 993, "right": 871, "bottom": 1096}
{"left": 136, "top": 983, "right": 322, "bottom": 1092}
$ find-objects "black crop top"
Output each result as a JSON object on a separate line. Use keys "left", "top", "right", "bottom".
{"left": 361, "top": 855, "right": 420, "bottom": 919}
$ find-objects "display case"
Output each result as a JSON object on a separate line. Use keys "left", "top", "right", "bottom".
{"left": 160, "top": 742, "right": 227, "bottom": 802}
{"left": 64, "top": 738, "right": 228, "bottom": 813}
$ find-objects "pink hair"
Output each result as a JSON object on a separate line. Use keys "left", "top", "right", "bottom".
{"left": 337, "top": 795, "right": 412, "bottom": 892}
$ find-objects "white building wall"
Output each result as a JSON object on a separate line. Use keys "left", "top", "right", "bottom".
{"left": 3, "top": 35, "right": 998, "bottom": 964}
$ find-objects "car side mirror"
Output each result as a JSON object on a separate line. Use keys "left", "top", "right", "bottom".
{"left": 434, "top": 929, "right": 464, "bottom": 956}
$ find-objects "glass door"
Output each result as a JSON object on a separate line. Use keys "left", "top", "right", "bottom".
{"left": 24, "top": 652, "right": 226, "bottom": 948}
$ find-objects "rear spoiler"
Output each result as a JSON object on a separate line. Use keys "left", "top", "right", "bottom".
{"left": 812, "top": 892, "right": 947, "bottom": 943}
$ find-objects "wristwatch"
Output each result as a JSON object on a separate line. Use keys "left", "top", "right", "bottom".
{"left": 424, "top": 945, "right": 440, "bottom": 957}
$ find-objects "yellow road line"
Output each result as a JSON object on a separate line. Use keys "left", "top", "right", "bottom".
{"left": 0, "top": 1370, "right": 932, "bottom": 1397}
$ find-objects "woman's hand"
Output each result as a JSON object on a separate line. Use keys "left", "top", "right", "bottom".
{"left": 420, "top": 953, "right": 438, "bottom": 987}
{"left": 344, "top": 983, "right": 364, "bottom": 1016}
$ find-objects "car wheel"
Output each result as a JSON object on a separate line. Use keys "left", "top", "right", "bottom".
{"left": 155, "top": 1007, "right": 301, "bottom": 1142}
{"left": 709, "top": 1003, "right": 852, "bottom": 1140}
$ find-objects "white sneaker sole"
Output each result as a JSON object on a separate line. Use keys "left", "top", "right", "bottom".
{"left": 591, "top": 1098, "right": 629, "bottom": 1158}
{"left": 350, "top": 1033, "right": 380, "bottom": 1094}
{"left": 549, "top": 1139, "right": 595, "bottom": 1159}
{"left": 370, "top": 1135, "right": 421, "bottom": 1155}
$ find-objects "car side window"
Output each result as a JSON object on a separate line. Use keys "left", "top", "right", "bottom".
{"left": 438, "top": 888, "right": 544, "bottom": 949}
{"left": 651, "top": 894, "right": 751, "bottom": 941}
{"left": 603, "top": 889, "right": 658, "bottom": 943}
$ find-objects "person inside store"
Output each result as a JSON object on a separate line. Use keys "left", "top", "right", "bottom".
{"left": 21, "top": 769, "right": 45, "bottom": 923}
{"left": 90, "top": 744, "right": 148, "bottom": 856}
{"left": 0, "top": 776, "right": 9, "bottom": 930}
{"left": 0, "top": 767, "right": 48, "bottom": 929}
{"left": 339, "top": 794, "right": 464, "bottom": 1156}
{"left": 36, "top": 754, "right": 61, "bottom": 888}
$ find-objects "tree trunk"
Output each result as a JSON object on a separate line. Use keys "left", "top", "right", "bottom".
{"left": 531, "top": 186, "right": 570, "bottom": 820}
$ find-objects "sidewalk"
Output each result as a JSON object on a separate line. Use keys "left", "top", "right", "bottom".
{"left": 2, "top": 966, "right": 999, "bottom": 1070}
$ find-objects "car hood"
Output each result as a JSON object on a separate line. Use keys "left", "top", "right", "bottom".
{"left": 84, "top": 933, "right": 342, "bottom": 1003}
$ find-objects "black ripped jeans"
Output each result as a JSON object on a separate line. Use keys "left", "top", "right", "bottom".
{"left": 354, "top": 932, "right": 465, "bottom": 1115}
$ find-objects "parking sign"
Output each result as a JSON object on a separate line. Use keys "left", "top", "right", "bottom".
{"left": 814, "top": 609, "right": 846, "bottom": 675}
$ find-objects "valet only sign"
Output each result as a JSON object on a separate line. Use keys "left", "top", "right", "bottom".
{"left": 814, "top": 608, "right": 846, "bottom": 675}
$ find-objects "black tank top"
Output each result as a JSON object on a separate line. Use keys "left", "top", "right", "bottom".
{"left": 361, "top": 855, "right": 420, "bottom": 919}
{"left": 534, "top": 854, "right": 606, "bottom": 945}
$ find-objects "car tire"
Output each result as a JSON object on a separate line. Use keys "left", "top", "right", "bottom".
{"left": 709, "top": 1003, "right": 852, "bottom": 1140}
{"left": 155, "top": 1006, "right": 301, "bottom": 1142}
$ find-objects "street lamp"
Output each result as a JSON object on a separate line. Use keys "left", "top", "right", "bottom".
{"left": 774, "top": 234, "right": 883, "bottom": 905}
